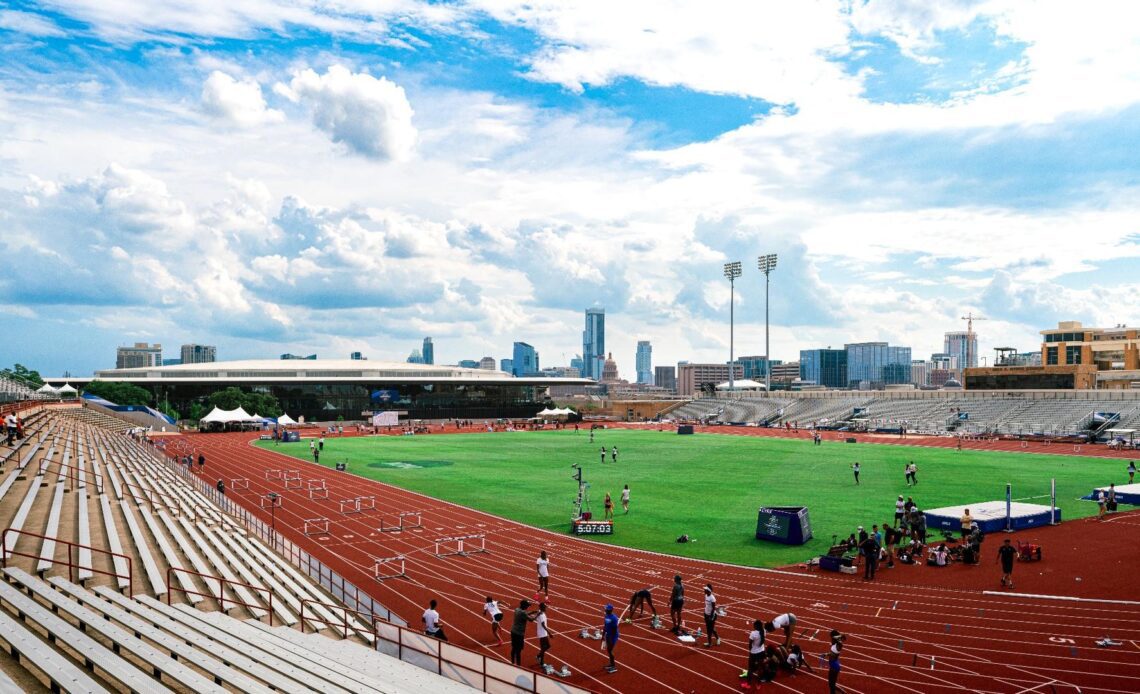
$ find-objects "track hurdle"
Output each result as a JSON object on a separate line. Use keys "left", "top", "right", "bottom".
{"left": 303, "top": 518, "right": 330, "bottom": 536}
{"left": 265, "top": 469, "right": 283, "bottom": 481}
{"left": 339, "top": 496, "right": 376, "bottom": 515}
{"left": 260, "top": 493, "right": 283, "bottom": 511}
{"left": 373, "top": 556, "right": 406, "bottom": 581}
{"left": 434, "top": 534, "right": 487, "bottom": 558}
{"left": 307, "top": 479, "right": 329, "bottom": 500}
{"left": 231, "top": 478, "right": 250, "bottom": 493}
{"left": 283, "top": 470, "right": 303, "bottom": 489}
{"left": 379, "top": 511, "right": 423, "bottom": 533}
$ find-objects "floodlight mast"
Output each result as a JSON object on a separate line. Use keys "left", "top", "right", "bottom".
{"left": 724, "top": 261, "right": 743, "bottom": 394}
{"left": 758, "top": 254, "right": 778, "bottom": 393}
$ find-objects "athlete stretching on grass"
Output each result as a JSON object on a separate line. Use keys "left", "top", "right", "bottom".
{"left": 851, "top": 462, "right": 861, "bottom": 485}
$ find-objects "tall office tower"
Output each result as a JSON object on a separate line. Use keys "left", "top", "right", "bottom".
{"left": 116, "top": 343, "right": 162, "bottom": 368}
{"left": 944, "top": 331, "right": 978, "bottom": 369}
{"left": 180, "top": 344, "right": 216, "bottom": 364}
{"left": 406, "top": 349, "right": 424, "bottom": 364}
{"left": 512, "top": 342, "right": 538, "bottom": 376}
{"left": 422, "top": 337, "right": 434, "bottom": 365}
{"left": 635, "top": 341, "right": 653, "bottom": 384}
{"left": 500, "top": 358, "right": 514, "bottom": 374}
{"left": 799, "top": 349, "right": 847, "bottom": 388}
{"left": 570, "top": 355, "right": 584, "bottom": 373}
{"left": 845, "top": 342, "right": 912, "bottom": 389}
{"left": 582, "top": 307, "right": 605, "bottom": 380}
{"left": 479, "top": 356, "right": 497, "bottom": 370}
{"left": 654, "top": 365, "right": 677, "bottom": 393}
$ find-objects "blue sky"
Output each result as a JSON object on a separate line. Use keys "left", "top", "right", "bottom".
{"left": 1, "top": 0, "right": 1139, "bottom": 377}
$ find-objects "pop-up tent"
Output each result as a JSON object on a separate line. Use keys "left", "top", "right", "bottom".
{"left": 276, "top": 413, "right": 297, "bottom": 426}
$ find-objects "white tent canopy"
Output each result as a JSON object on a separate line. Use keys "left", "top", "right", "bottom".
{"left": 36, "top": 383, "right": 58, "bottom": 394}
{"left": 536, "top": 407, "right": 558, "bottom": 417}
{"left": 715, "top": 379, "right": 766, "bottom": 391}
{"left": 57, "top": 383, "right": 78, "bottom": 395}
{"left": 276, "top": 413, "right": 296, "bottom": 426}
{"left": 199, "top": 406, "right": 257, "bottom": 424}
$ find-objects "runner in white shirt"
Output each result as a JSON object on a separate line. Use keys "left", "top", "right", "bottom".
{"left": 621, "top": 485, "right": 631, "bottom": 514}
{"left": 702, "top": 585, "right": 720, "bottom": 647}
{"left": 536, "top": 551, "right": 550, "bottom": 596}
{"left": 535, "top": 603, "right": 552, "bottom": 668}
{"left": 765, "top": 612, "right": 796, "bottom": 648}
{"left": 746, "top": 619, "right": 766, "bottom": 687}
{"left": 483, "top": 596, "right": 504, "bottom": 644}
{"left": 894, "top": 495, "right": 905, "bottom": 526}
{"left": 422, "top": 599, "right": 447, "bottom": 641}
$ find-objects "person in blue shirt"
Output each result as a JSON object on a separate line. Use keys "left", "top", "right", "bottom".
{"left": 602, "top": 604, "right": 619, "bottom": 673}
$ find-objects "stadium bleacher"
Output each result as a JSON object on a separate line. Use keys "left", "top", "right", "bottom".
{"left": 0, "top": 406, "right": 471, "bottom": 692}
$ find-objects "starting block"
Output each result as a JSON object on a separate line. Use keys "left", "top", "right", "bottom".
{"left": 308, "top": 480, "right": 329, "bottom": 500}
{"left": 339, "top": 495, "right": 376, "bottom": 515}
{"left": 434, "top": 534, "right": 487, "bottom": 558}
{"left": 265, "top": 469, "right": 283, "bottom": 480}
{"left": 373, "top": 556, "right": 406, "bottom": 581}
{"left": 379, "top": 511, "right": 423, "bottom": 533}
{"left": 303, "top": 517, "right": 330, "bottom": 536}
{"left": 231, "top": 478, "right": 250, "bottom": 492}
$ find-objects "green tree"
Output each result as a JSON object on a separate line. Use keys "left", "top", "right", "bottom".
{"left": 206, "top": 388, "right": 281, "bottom": 418}
{"left": 83, "top": 381, "right": 154, "bottom": 406}
{"left": 0, "top": 363, "right": 45, "bottom": 387}
{"left": 186, "top": 402, "right": 206, "bottom": 422}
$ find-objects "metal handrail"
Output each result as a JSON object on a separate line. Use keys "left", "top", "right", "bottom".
{"left": 166, "top": 566, "right": 273, "bottom": 626}
{"left": 1, "top": 527, "right": 133, "bottom": 595}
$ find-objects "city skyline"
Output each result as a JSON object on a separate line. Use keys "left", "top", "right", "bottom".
{"left": 2, "top": 3, "right": 1139, "bottom": 376}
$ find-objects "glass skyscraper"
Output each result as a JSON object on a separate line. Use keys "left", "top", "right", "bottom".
{"left": 799, "top": 349, "right": 847, "bottom": 388}
{"left": 845, "top": 342, "right": 912, "bottom": 389}
{"left": 582, "top": 307, "right": 605, "bottom": 380}
{"left": 943, "top": 331, "right": 976, "bottom": 369}
{"left": 738, "top": 355, "right": 781, "bottom": 381}
{"left": 512, "top": 342, "right": 538, "bottom": 376}
{"left": 635, "top": 341, "right": 652, "bottom": 384}
{"left": 422, "top": 337, "right": 434, "bottom": 365}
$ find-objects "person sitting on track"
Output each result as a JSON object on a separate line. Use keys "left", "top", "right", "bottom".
{"left": 628, "top": 588, "right": 657, "bottom": 620}
{"left": 928, "top": 543, "right": 950, "bottom": 567}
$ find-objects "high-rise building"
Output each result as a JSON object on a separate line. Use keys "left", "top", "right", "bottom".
{"left": 770, "top": 362, "right": 801, "bottom": 387}
{"left": 500, "top": 358, "right": 513, "bottom": 374}
{"left": 458, "top": 359, "right": 479, "bottom": 368}
{"left": 845, "top": 342, "right": 912, "bottom": 389}
{"left": 479, "top": 356, "right": 496, "bottom": 370}
{"left": 654, "top": 366, "right": 677, "bottom": 393}
{"left": 799, "top": 349, "right": 847, "bottom": 388}
{"left": 422, "top": 337, "right": 434, "bottom": 365}
{"left": 676, "top": 363, "right": 743, "bottom": 397}
{"left": 738, "top": 355, "right": 781, "bottom": 381}
{"left": 570, "top": 355, "right": 584, "bottom": 373}
{"left": 116, "top": 343, "right": 162, "bottom": 369}
{"left": 512, "top": 342, "right": 538, "bottom": 376}
{"left": 406, "top": 349, "right": 424, "bottom": 364}
{"left": 582, "top": 307, "right": 605, "bottom": 380}
{"left": 635, "top": 341, "right": 653, "bottom": 384}
{"left": 349, "top": 351, "right": 366, "bottom": 360}
{"left": 910, "top": 360, "right": 930, "bottom": 387}
{"left": 180, "top": 344, "right": 216, "bottom": 364}
{"left": 944, "top": 331, "right": 978, "bottom": 369}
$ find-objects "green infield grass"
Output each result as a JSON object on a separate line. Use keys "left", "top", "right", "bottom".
{"left": 255, "top": 430, "right": 1122, "bottom": 568}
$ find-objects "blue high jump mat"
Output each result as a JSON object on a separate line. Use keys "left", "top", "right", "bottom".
{"left": 1082, "top": 483, "right": 1140, "bottom": 506}
{"left": 924, "top": 500, "right": 1059, "bottom": 534}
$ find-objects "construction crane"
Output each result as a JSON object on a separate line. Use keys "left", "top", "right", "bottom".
{"left": 960, "top": 312, "right": 989, "bottom": 369}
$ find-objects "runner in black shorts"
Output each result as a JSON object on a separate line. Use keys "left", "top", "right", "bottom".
{"left": 629, "top": 588, "right": 657, "bottom": 619}
{"left": 669, "top": 574, "right": 684, "bottom": 633}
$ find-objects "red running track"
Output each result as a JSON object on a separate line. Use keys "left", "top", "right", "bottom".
{"left": 178, "top": 431, "right": 1140, "bottom": 693}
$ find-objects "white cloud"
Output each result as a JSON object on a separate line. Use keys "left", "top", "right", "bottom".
{"left": 0, "top": 9, "right": 66, "bottom": 37}
{"left": 275, "top": 65, "right": 416, "bottom": 161}
{"left": 201, "top": 71, "right": 283, "bottom": 127}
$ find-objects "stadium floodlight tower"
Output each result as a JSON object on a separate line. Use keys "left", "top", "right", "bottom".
{"left": 724, "top": 261, "right": 743, "bottom": 394}
{"left": 758, "top": 253, "right": 778, "bottom": 393}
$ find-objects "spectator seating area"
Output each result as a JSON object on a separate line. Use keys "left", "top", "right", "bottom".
{"left": 0, "top": 406, "right": 473, "bottom": 692}
{"left": 667, "top": 394, "right": 1140, "bottom": 437}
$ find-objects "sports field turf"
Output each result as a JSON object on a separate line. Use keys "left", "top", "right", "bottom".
{"left": 255, "top": 429, "right": 1124, "bottom": 567}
